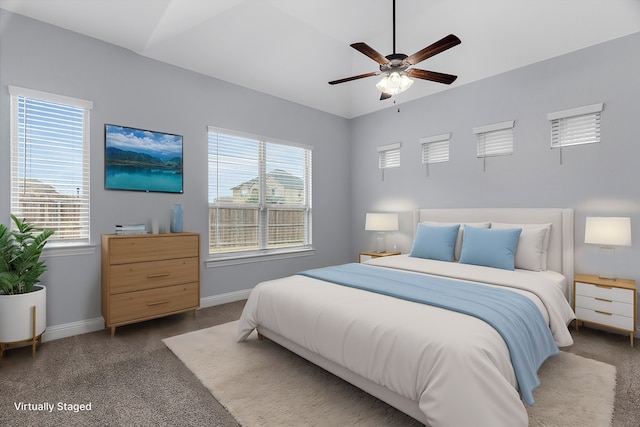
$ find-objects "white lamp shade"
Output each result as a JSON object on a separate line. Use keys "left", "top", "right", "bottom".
{"left": 365, "top": 213, "right": 399, "bottom": 231}
{"left": 584, "top": 217, "right": 632, "bottom": 246}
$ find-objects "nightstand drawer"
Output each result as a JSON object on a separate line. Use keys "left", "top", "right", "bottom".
{"left": 575, "top": 307, "right": 634, "bottom": 331}
{"left": 575, "top": 295, "right": 634, "bottom": 317}
{"left": 575, "top": 282, "right": 633, "bottom": 303}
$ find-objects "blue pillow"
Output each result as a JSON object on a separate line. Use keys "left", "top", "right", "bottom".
{"left": 409, "top": 223, "right": 460, "bottom": 262}
{"left": 459, "top": 226, "right": 522, "bottom": 270}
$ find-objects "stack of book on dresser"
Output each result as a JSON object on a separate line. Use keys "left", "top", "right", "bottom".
{"left": 115, "top": 224, "right": 148, "bottom": 235}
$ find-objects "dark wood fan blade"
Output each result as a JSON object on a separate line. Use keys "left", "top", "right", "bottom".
{"left": 406, "top": 34, "right": 461, "bottom": 65}
{"left": 350, "top": 42, "right": 389, "bottom": 65}
{"left": 329, "top": 71, "right": 379, "bottom": 85}
{"left": 408, "top": 69, "right": 458, "bottom": 85}
{"left": 380, "top": 92, "right": 392, "bottom": 101}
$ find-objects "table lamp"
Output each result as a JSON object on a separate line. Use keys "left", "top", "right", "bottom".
{"left": 584, "top": 216, "right": 632, "bottom": 280}
{"left": 365, "top": 213, "right": 399, "bottom": 253}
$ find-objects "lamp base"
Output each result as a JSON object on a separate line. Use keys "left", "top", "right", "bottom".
{"left": 375, "top": 232, "right": 386, "bottom": 253}
{"left": 598, "top": 246, "right": 617, "bottom": 280}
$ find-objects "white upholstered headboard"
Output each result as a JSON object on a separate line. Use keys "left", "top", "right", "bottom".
{"left": 413, "top": 208, "right": 574, "bottom": 283}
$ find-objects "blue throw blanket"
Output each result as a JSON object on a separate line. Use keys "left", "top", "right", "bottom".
{"left": 298, "top": 263, "right": 558, "bottom": 405}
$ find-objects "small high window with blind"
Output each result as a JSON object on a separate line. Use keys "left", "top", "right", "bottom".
{"left": 421, "top": 133, "right": 450, "bottom": 176}
{"left": 208, "top": 127, "right": 312, "bottom": 257}
{"left": 473, "top": 121, "right": 514, "bottom": 171}
{"left": 377, "top": 142, "right": 401, "bottom": 180}
{"left": 9, "top": 86, "right": 92, "bottom": 245}
{"left": 548, "top": 103, "right": 603, "bottom": 149}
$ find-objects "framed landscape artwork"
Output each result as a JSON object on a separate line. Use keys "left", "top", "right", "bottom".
{"left": 104, "top": 124, "right": 183, "bottom": 193}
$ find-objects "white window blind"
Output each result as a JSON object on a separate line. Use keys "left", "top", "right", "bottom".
{"left": 421, "top": 133, "right": 450, "bottom": 164}
{"left": 473, "top": 121, "right": 514, "bottom": 158}
{"left": 9, "top": 86, "right": 92, "bottom": 245}
{"left": 548, "top": 103, "right": 603, "bottom": 148}
{"left": 378, "top": 142, "right": 401, "bottom": 169}
{"left": 208, "top": 128, "right": 312, "bottom": 256}
{"left": 377, "top": 142, "right": 401, "bottom": 181}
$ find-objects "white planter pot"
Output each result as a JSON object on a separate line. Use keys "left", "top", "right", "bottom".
{"left": 0, "top": 285, "right": 47, "bottom": 343}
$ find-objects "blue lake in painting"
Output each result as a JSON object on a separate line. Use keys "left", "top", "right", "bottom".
{"left": 106, "top": 165, "right": 183, "bottom": 193}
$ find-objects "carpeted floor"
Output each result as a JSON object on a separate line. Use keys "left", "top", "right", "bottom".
{"left": 1, "top": 300, "right": 639, "bottom": 427}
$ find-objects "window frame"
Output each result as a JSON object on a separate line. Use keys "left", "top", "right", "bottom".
{"left": 8, "top": 86, "right": 93, "bottom": 252}
{"left": 206, "top": 127, "right": 313, "bottom": 265}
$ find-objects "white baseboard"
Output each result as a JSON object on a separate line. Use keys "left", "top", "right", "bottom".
{"left": 41, "top": 289, "right": 252, "bottom": 343}
{"left": 42, "top": 317, "right": 105, "bottom": 342}
{"left": 199, "top": 288, "right": 252, "bottom": 308}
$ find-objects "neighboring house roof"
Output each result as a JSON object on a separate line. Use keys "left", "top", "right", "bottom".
{"left": 231, "top": 169, "right": 303, "bottom": 191}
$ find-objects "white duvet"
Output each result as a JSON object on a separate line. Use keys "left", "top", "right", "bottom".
{"left": 237, "top": 255, "right": 576, "bottom": 427}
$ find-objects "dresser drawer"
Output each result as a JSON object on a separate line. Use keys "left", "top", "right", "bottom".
{"left": 108, "top": 235, "right": 199, "bottom": 264}
{"left": 575, "top": 295, "right": 634, "bottom": 317}
{"left": 575, "top": 306, "right": 634, "bottom": 331}
{"left": 575, "top": 282, "right": 633, "bottom": 303}
{"left": 109, "top": 257, "right": 198, "bottom": 294}
{"left": 109, "top": 282, "right": 199, "bottom": 324}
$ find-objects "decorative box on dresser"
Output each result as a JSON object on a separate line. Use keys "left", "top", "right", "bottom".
{"left": 573, "top": 273, "right": 636, "bottom": 347}
{"left": 101, "top": 233, "right": 200, "bottom": 337}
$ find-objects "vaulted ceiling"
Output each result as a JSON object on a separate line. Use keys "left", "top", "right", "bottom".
{"left": 2, "top": 0, "right": 639, "bottom": 118}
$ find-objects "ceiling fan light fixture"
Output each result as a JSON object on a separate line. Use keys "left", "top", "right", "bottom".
{"left": 376, "top": 71, "right": 413, "bottom": 95}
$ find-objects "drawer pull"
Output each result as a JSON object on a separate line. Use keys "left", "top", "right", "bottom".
{"left": 147, "top": 300, "right": 169, "bottom": 306}
{"left": 147, "top": 272, "right": 170, "bottom": 279}
{"left": 595, "top": 310, "right": 612, "bottom": 316}
{"left": 595, "top": 285, "right": 612, "bottom": 289}
{"left": 595, "top": 297, "right": 612, "bottom": 303}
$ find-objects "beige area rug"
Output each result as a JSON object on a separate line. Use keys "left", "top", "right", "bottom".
{"left": 163, "top": 321, "right": 616, "bottom": 427}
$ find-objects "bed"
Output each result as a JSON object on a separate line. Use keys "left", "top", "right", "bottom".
{"left": 237, "top": 208, "right": 576, "bottom": 426}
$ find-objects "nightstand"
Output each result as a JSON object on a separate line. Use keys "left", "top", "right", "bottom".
{"left": 359, "top": 251, "right": 401, "bottom": 263}
{"left": 573, "top": 274, "right": 636, "bottom": 347}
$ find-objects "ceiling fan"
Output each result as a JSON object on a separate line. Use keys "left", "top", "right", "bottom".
{"left": 328, "top": 0, "right": 461, "bottom": 100}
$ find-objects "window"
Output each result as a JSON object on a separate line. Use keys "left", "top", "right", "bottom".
{"left": 377, "top": 142, "right": 401, "bottom": 180}
{"left": 421, "top": 133, "right": 450, "bottom": 175}
{"left": 473, "top": 121, "right": 514, "bottom": 171}
{"left": 208, "top": 127, "right": 312, "bottom": 257}
{"left": 473, "top": 121, "right": 514, "bottom": 158}
{"left": 9, "top": 86, "right": 92, "bottom": 245}
{"left": 548, "top": 103, "right": 603, "bottom": 148}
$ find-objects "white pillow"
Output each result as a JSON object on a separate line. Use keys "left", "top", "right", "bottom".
{"left": 491, "top": 223, "right": 552, "bottom": 271}
{"left": 421, "top": 221, "right": 490, "bottom": 260}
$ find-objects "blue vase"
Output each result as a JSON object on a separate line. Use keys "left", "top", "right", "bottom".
{"left": 170, "top": 204, "right": 183, "bottom": 233}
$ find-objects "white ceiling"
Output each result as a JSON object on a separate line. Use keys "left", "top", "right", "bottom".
{"left": 2, "top": 0, "right": 639, "bottom": 118}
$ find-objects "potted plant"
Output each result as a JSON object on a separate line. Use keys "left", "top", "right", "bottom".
{"left": 0, "top": 214, "right": 54, "bottom": 357}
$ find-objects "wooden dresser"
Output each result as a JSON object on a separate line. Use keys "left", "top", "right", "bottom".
{"left": 101, "top": 233, "right": 200, "bottom": 336}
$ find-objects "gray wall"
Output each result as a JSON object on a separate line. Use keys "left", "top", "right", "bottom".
{"left": 2, "top": 8, "right": 639, "bottom": 334}
{"left": 349, "top": 31, "right": 640, "bottom": 287}
{"left": 0, "top": 10, "right": 352, "bottom": 328}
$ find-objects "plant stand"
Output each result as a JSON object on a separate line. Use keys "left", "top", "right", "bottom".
{"left": 0, "top": 305, "right": 44, "bottom": 358}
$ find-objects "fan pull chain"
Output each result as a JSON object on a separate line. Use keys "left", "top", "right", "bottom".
{"left": 393, "top": 97, "right": 402, "bottom": 113}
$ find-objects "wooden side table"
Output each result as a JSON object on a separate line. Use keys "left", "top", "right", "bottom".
{"left": 359, "top": 251, "right": 401, "bottom": 263}
{"left": 573, "top": 273, "right": 636, "bottom": 347}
